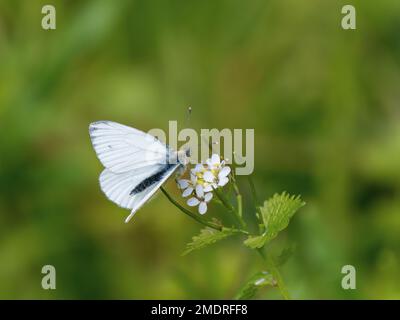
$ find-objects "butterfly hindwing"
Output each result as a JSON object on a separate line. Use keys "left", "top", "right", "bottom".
{"left": 99, "top": 163, "right": 180, "bottom": 222}
{"left": 99, "top": 164, "right": 164, "bottom": 209}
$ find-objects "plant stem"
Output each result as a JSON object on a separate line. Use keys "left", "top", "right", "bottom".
{"left": 236, "top": 193, "right": 243, "bottom": 220}
{"left": 234, "top": 192, "right": 246, "bottom": 229}
{"left": 257, "top": 248, "right": 291, "bottom": 300}
{"left": 231, "top": 175, "right": 246, "bottom": 229}
{"left": 160, "top": 187, "right": 222, "bottom": 231}
{"left": 214, "top": 184, "right": 246, "bottom": 229}
{"left": 248, "top": 175, "right": 259, "bottom": 204}
{"left": 247, "top": 176, "right": 264, "bottom": 230}
{"left": 213, "top": 187, "right": 235, "bottom": 213}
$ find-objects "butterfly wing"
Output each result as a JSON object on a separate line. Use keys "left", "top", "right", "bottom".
{"left": 89, "top": 120, "right": 182, "bottom": 222}
{"left": 99, "top": 163, "right": 180, "bottom": 222}
{"left": 89, "top": 121, "right": 169, "bottom": 173}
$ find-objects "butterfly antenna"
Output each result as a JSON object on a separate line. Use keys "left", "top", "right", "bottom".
{"left": 200, "top": 130, "right": 218, "bottom": 156}
{"left": 184, "top": 106, "right": 192, "bottom": 129}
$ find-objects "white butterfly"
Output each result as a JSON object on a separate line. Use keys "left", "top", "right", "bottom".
{"left": 89, "top": 121, "right": 189, "bottom": 223}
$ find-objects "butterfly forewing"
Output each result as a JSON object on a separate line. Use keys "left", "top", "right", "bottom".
{"left": 89, "top": 121, "right": 168, "bottom": 173}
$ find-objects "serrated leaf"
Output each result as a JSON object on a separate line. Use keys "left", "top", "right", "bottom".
{"left": 243, "top": 233, "right": 268, "bottom": 249}
{"left": 244, "top": 192, "right": 305, "bottom": 249}
{"left": 260, "top": 192, "right": 305, "bottom": 240}
{"left": 235, "top": 271, "right": 276, "bottom": 300}
{"left": 182, "top": 227, "right": 239, "bottom": 256}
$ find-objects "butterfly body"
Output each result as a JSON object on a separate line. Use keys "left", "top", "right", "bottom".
{"left": 89, "top": 121, "right": 187, "bottom": 222}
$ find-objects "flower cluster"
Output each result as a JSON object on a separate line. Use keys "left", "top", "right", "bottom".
{"left": 177, "top": 154, "right": 231, "bottom": 214}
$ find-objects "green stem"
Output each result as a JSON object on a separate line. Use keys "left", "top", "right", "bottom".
{"left": 160, "top": 187, "right": 222, "bottom": 231}
{"left": 231, "top": 175, "right": 246, "bottom": 228}
{"left": 247, "top": 176, "right": 264, "bottom": 230}
{"left": 235, "top": 192, "right": 246, "bottom": 229}
{"left": 248, "top": 175, "right": 259, "bottom": 204}
{"left": 213, "top": 187, "right": 235, "bottom": 213}
{"left": 214, "top": 186, "right": 245, "bottom": 229}
{"left": 257, "top": 248, "right": 291, "bottom": 300}
{"left": 236, "top": 193, "right": 243, "bottom": 219}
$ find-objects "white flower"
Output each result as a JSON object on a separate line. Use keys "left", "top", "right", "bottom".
{"left": 187, "top": 185, "right": 213, "bottom": 214}
{"left": 217, "top": 166, "right": 231, "bottom": 187}
{"left": 177, "top": 153, "right": 231, "bottom": 215}
{"left": 203, "top": 154, "right": 231, "bottom": 188}
{"left": 190, "top": 163, "right": 215, "bottom": 192}
{"left": 177, "top": 176, "right": 195, "bottom": 197}
{"left": 206, "top": 154, "right": 224, "bottom": 170}
{"left": 192, "top": 163, "right": 205, "bottom": 173}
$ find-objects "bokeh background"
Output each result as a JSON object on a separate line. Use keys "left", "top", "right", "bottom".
{"left": 0, "top": 0, "right": 399, "bottom": 299}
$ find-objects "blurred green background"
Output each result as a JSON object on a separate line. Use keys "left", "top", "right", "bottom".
{"left": 0, "top": 0, "right": 399, "bottom": 299}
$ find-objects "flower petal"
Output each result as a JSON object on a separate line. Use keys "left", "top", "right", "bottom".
{"left": 187, "top": 197, "right": 200, "bottom": 206}
{"left": 203, "top": 171, "right": 215, "bottom": 183}
{"left": 177, "top": 179, "right": 189, "bottom": 189}
{"left": 190, "top": 173, "right": 198, "bottom": 184}
{"left": 210, "top": 154, "right": 220, "bottom": 166}
{"left": 193, "top": 164, "right": 204, "bottom": 173}
{"left": 182, "top": 187, "right": 194, "bottom": 197}
{"left": 195, "top": 185, "right": 204, "bottom": 198}
{"left": 218, "top": 176, "right": 229, "bottom": 187}
{"left": 203, "top": 184, "right": 213, "bottom": 192}
{"left": 204, "top": 192, "right": 213, "bottom": 202}
{"left": 198, "top": 202, "right": 207, "bottom": 215}
{"left": 218, "top": 166, "right": 231, "bottom": 178}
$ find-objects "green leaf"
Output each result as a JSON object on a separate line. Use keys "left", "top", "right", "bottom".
{"left": 243, "top": 233, "right": 269, "bottom": 249}
{"left": 260, "top": 192, "right": 305, "bottom": 240}
{"left": 182, "top": 227, "right": 240, "bottom": 256}
{"left": 235, "top": 271, "right": 276, "bottom": 300}
{"left": 244, "top": 192, "right": 305, "bottom": 249}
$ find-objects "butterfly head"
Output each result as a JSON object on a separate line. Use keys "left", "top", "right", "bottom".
{"left": 177, "top": 147, "right": 191, "bottom": 166}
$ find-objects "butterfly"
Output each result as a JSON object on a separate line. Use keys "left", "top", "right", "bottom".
{"left": 89, "top": 121, "right": 189, "bottom": 223}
